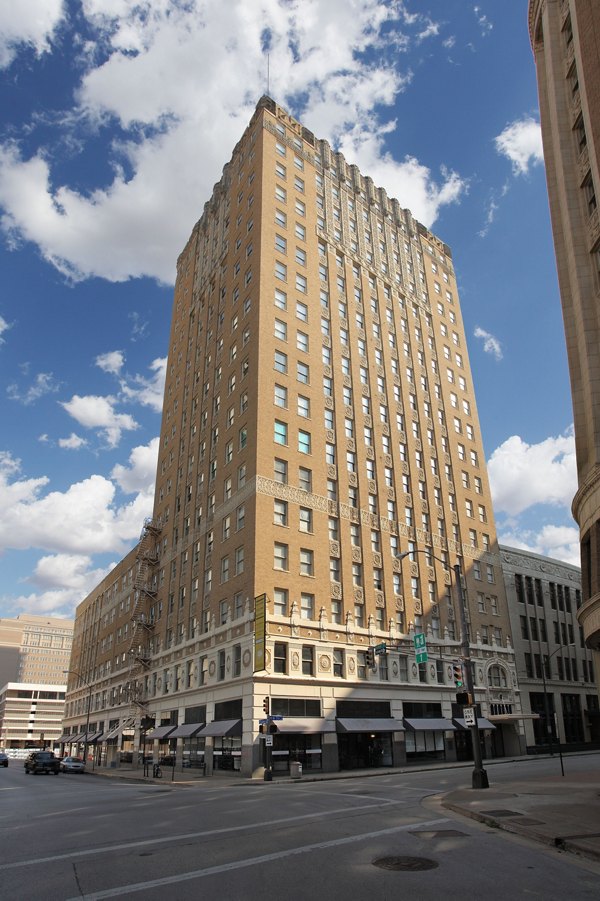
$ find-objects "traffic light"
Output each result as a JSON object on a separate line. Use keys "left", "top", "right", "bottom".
{"left": 365, "top": 647, "right": 375, "bottom": 668}
{"left": 263, "top": 696, "right": 270, "bottom": 715}
{"left": 453, "top": 662, "right": 464, "bottom": 687}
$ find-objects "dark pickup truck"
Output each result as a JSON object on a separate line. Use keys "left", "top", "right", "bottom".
{"left": 24, "top": 751, "right": 60, "bottom": 775}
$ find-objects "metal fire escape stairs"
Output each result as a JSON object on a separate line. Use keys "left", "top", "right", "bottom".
{"left": 125, "top": 519, "right": 161, "bottom": 727}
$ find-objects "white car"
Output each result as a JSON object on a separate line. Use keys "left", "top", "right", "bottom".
{"left": 60, "top": 756, "right": 86, "bottom": 773}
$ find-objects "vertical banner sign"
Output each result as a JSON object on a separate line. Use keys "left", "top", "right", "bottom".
{"left": 254, "top": 593, "right": 267, "bottom": 672}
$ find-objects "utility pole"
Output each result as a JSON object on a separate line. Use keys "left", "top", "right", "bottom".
{"left": 454, "top": 563, "right": 489, "bottom": 789}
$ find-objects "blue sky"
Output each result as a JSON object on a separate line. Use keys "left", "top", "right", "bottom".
{"left": 0, "top": 0, "right": 578, "bottom": 619}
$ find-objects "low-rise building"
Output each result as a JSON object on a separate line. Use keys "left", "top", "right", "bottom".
{"left": 501, "top": 545, "right": 599, "bottom": 750}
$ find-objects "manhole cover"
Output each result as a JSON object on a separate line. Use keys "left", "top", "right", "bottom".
{"left": 373, "top": 856, "right": 438, "bottom": 872}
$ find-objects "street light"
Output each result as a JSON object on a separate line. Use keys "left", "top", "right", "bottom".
{"left": 397, "top": 549, "right": 489, "bottom": 789}
{"left": 64, "top": 669, "right": 93, "bottom": 769}
{"left": 540, "top": 644, "right": 574, "bottom": 777}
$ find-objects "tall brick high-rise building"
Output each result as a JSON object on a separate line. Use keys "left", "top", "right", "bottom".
{"left": 529, "top": 0, "right": 600, "bottom": 655}
{"left": 65, "top": 97, "right": 522, "bottom": 777}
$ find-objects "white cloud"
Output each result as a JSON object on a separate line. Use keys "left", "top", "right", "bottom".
{"left": 119, "top": 356, "right": 166, "bottom": 413}
{"left": 61, "top": 393, "right": 139, "bottom": 448}
{"left": 474, "top": 326, "right": 503, "bottom": 360}
{"left": 0, "top": 453, "right": 154, "bottom": 557}
{"left": 0, "top": 313, "right": 11, "bottom": 344}
{"left": 7, "top": 553, "right": 113, "bottom": 617}
{"left": 499, "top": 524, "right": 580, "bottom": 568}
{"left": 0, "top": 0, "right": 465, "bottom": 285}
{"left": 96, "top": 350, "right": 125, "bottom": 374}
{"left": 0, "top": 0, "right": 65, "bottom": 69}
{"left": 58, "top": 432, "right": 88, "bottom": 450}
{"left": 111, "top": 436, "right": 159, "bottom": 494}
{"left": 7, "top": 371, "right": 60, "bottom": 404}
{"left": 488, "top": 429, "right": 577, "bottom": 517}
{"left": 495, "top": 116, "right": 544, "bottom": 176}
{"left": 473, "top": 6, "right": 493, "bottom": 36}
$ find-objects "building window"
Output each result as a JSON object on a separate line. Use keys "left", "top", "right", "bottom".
{"left": 218, "top": 649, "right": 226, "bottom": 681}
{"left": 333, "top": 648, "right": 344, "bottom": 677}
{"left": 274, "top": 498, "right": 288, "bottom": 526}
{"left": 299, "top": 507, "right": 313, "bottom": 533}
{"left": 274, "top": 588, "right": 288, "bottom": 616}
{"left": 274, "top": 420, "right": 288, "bottom": 445}
{"left": 274, "top": 543, "right": 289, "bottom": 571}
{"left": 298, "top": 430, "right": 311, "bottom": 454}
{"left": 302, "top": 645, "right": 314, "bottom": 675}
{"left": 273, "top": 642, "right": 287, "bottom": 674}
{"left": 300, "top": 549, "right": 314, "bottom": 576}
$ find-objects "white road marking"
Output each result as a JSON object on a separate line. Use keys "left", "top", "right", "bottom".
{"left": 0, "top": 799, "right": 431, "bottom": 871}
{"left": 64, "top": 817, "right": 450, "bottom": 900}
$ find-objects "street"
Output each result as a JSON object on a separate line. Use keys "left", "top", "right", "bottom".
{"left": 1, "top": 756, "right": 599, "bottom": 900}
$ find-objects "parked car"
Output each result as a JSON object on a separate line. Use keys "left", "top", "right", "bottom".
{"left": 60, "top": 756, "right": 85, "bottom": 774}
{"left": 0, "top": 751, "right": 8, "bottom": 767}
{"left": 24, "top": 751, "right": 60, "bottom": 775}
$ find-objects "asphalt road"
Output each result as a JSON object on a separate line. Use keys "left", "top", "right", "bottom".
{"left": 1, "top": 756, "right": 599, "bottom": 900}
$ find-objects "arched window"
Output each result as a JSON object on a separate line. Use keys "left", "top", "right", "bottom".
{"left": 487, "top": 664, "right": 508, "bottom": 689}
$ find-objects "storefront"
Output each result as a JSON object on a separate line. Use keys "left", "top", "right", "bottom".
{"left": 336, "top": 718, "right": 404, "bottom": 769}
{"left": 270, "top": 718, "right": 333, "bottom": 773}
{"left": 168, "top": 722, "right": 205, "bottom": 768}
{"left": 199, "top": 718, "right": 242, "bottom": 771}
{"left": 403, "top": 718, "right": 456, "bottom": 761}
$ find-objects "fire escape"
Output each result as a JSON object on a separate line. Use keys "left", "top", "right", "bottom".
{"left": 125, "top": 518, "right": 161, "bottom": 722}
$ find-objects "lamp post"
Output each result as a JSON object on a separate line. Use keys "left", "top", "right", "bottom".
{"left": 397, "top": 550, "right": 489, "bottom": 789}
{"left": 539, "top": 644, "right": 573, "bottom": 777}
{"left": 64, "top": 669, "right": 92, "bottom": 769}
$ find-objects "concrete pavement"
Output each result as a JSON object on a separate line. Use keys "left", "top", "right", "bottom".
{"left": 442, "top": 765, "right": 600, "bottom": 863}
{"left": 87, "top": 753, "right": 600, "bottom": 864}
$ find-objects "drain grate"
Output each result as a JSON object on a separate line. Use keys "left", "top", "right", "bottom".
{"left": 409, "top": 830, "right": 467, "bottom": 838}
{"left": 373, "top": 856, "right": 439, "bottom": 872}
{"left": 481, "top": 809, "right": 524, "bottom": 818}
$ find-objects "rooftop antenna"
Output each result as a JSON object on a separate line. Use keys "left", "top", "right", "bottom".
{"left": 267, "top": 52, "right": 270, "bottom": 95}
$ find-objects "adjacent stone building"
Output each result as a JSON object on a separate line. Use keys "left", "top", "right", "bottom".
{"left": 529, "top": 0, "right": 600, "bottom": 654}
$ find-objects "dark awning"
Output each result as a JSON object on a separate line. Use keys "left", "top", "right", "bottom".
{"left": 55, "top": 732, "right": 71, "bottom": 743}
{"left": 198, "top": 719, "right": 242, "bottom": 737}
{"left": 86, "top": 731, "right": 104, "bottom": 743}
{"left": 275, "top": 718, "right": 335, "bottom": 734}
{"left": 337, "top": 718, "right": 405, "bottom": 733}
{"left": 403, "top": 717, "right": 456, "bottom": 732}
{"left": 453, "top": 717, "right": 496, "bottom": 731}
{"left": 146, "top": 725, "right": 178, "bottom": 741}
{"left": 168, "top": 723, "right": 206, "bottom": 738}
{"left": 68, "top": 732, "right": 85, "bottom": 742}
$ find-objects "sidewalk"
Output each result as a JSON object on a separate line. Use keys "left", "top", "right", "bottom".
{"left": 88, "top": 754, "right": 600, "bottom": 863}
{"left": 442, "top": 766, "right": 600, "bottom": 863}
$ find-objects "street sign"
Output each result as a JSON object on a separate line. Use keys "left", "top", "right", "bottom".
{"left": 271, "top": 715, "right": 284, "bottom": 720}
{"left": 265, "top": 735, "right": 273, "bottom": 746}
{"left": 463, "top": 706, "right": 477, "bottom": 727}
{"left": 413, "top": 632, "right": 428, "bottom": 663}
{"left": 374, "top": 642, "right": 387, "bottom": 656}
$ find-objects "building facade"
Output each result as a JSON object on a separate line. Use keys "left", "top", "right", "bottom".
{"left": 65, "top": 97, "right": 524, "bottom": 776}
{"left": 501, "top": 544, "right": 599, "bottom": 748}
{"left": 0, "top": 615, "right": 72, "bottom": 752}
{"left": 0, "top": 683, "right": 67, "bottom": 750}
{"left": 0, "top": 614, "right": 73, "bottom": 687}
{"left": 529, "top": 0, "right": 600, "bottom": 653}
